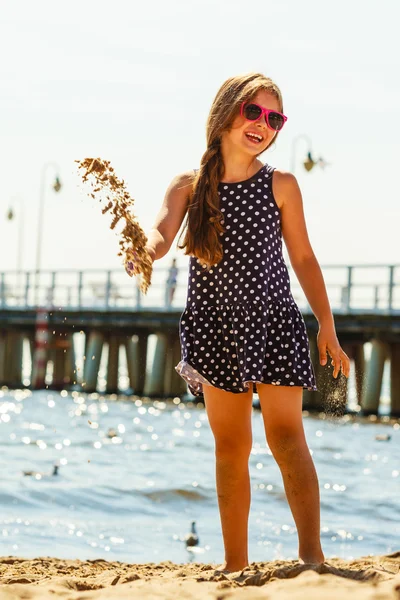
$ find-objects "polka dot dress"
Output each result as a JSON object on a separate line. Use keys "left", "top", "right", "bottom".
{"left": 175, "top": 163, "right": 318, "bottom": 396}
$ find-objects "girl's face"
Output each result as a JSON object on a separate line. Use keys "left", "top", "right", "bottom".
{"left": 222, "top": 90, "right": 281, "bottom": 155}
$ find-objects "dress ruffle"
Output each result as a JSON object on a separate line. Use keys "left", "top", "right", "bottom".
{"left": 174, "top": 299, "right": 318, "bottom": 397}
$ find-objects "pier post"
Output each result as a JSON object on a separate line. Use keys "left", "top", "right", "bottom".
{"left": 353, "top": 342, "right": 366, "bottom": 406}
{"left": 172, "top": 333, "right": 188, "bottom": 395}
{"left": 136, "top": 334, "right": 148, "bottom": 395}
{"left": 125, "top": 332, "right": 148, "bottom": 395}
{"left": 0, "top": 330, "right": 7, "bottom": 385}
{"left": 144, "top": 332, "right": 168, "bottom": 397}
{"left": 163, "top": 332, "right": 175, "bottom": 396}
{"left": 361, "top": 339, "right": 389, "bottom": 416}
{"left": 389, "top": 342, "right": 400, "bottom": 417}
{"left": 51, "top": 343, "right": 66, "bottom": 390}
{"left": 125, "top": 335, "right": 137, "bottom": 392}
{"left": 84, "top": 331, "right": 90, "bottom": 366}
{"left": 106, "top": 336, "right": 120, "bottom": 394}
{"left": 164, "top": 332, "right": 187, "bottom": 396}
{"left": 65, "top": 333, "right": 77, "bottom": 386}
{"left": 14, "top": 333, "right": 25, "bottom": 387}
{"left": 82, "top": 331, "right": 104, "bottom": 393}
{"left": 2, "top": 331, "right": 24, "bottom": 388}
{"left": 31, "top": 310, "right": 49, "bottom": 390}
{"left": 49, "top": 333, "right": 76, "bottom": 389}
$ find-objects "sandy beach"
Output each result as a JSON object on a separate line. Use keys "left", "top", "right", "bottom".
{"left": 0, "top": 552, "right": 399, "bottom": 599}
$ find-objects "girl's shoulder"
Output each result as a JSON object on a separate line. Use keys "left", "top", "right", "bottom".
{"left": 271, "top": 169, "right": 300, "bottom": 210}
{"left": 169, "top": 170, "right": 196, "bottom": 191}
{"left": 164, "top": 170, "right": 196, "bottom": 208}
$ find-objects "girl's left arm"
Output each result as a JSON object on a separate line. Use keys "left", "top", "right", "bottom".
{"left": 273, "top": 170, "right": 350, "bottom": 379}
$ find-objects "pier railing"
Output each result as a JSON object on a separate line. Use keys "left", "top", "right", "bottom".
{"left": 0, "top": 264, "right": 399, "bottom": 313}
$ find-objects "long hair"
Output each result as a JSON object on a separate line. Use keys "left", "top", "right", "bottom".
{"left": 177, "top": 72, "right": 284, "bottom": 270}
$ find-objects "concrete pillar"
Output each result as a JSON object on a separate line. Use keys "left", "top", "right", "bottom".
{"left": 164, "top": 332, "right": 187, "bottom": 396}
{"left": 389, "top": 343, "right": 400, "bottom": 417}
{"left": 136, "top": 333, "right": 148, "bottom": 395}
{"left": 14, "top": 333, "right": 25, "bottom": 388}
{"left": 82, "top": 331, "right": 104, "bottom": 393}
{"left": 4, "top": 331, "right": 24, "bottom": 388}
{"left": 340, "top": 341, "right": 355, "bottom": 405}
{"left": 106, "top": 336, "right": 120, "bottom": 394}
{"left": 0, "top": 330, "right": 7, "bottom": 385}
{"left": 125, "top": 336, "right": 137, "bottom": 392}
{"left": 361, "top": 340, "right": 389, "bottom": 416}
{"left": 49, "top": 333, "right": 75, "bottom": 389}
{"left": 52, "top": 346, "right": 66, "bottom": 390}
{"left": 144, "top": 332, "right": 168, "bottom": 397}
{"left": 28, "top": 335, "right": 35, "bottom": 363}
{"left": 84, "top": 331, "right": 90, "bottom": 367}
{"left": 353, "top": 342, "right": 366, "bottom": 405}
{"left": 64, "top": 334, "right": 77, "bottom": 386}
{"left": 31, "top": 310, "right": 49, "bottom": 390}
{"left": 27, "top": 334, "right": 35, "bottom": 386}
{"left": 126, "top": 333, "right": 148, "bottom": 395}
{"left": 163, "top": 332, "right": 175, "bottom": 396}
{"left": 173, "top": 334, "right": 188, "bottom": 396}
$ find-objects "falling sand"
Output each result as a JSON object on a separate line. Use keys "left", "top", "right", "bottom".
{"left": 75, "top": 158, "right": 153, "bottom": 294}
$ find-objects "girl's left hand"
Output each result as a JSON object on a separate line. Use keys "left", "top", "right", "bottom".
{"left": 317, "top": 324, "right": 350, "bottom": 379}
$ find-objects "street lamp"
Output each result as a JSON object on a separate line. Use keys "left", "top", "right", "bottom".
{"left": 7, "top": 198, "right": 25, "bottom": 301}
{"left": 290, "top": 134, "right": 329, "bottom": 173}
{"left": 34, "top": 162, "right": 62, "bottom": 305}
{"left": 6, "top": 196, "right": 24, "bottom": 276}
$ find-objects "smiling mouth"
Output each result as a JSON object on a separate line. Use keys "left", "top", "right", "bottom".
{"left": 245, "top": 132, "right": 263, "bottom": 144}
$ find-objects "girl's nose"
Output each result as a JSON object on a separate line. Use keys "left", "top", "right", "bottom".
{"left": 256, "top": 114, "right": 268, "bottom": 127}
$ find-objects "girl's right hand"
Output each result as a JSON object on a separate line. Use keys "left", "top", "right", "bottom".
{"left": 124, "top": 246, "right": 155, "bottom": 277}
{"left": 125, "top": 249, "right": 140, "bottom": 277}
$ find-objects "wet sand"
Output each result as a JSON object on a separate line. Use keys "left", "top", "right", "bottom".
{"left": 1, "top": 552, "right": 399, "bottom": 599}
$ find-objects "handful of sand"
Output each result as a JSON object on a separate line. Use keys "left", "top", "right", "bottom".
{"left": 75, "top": 158, "right": 153, "bottom": 294}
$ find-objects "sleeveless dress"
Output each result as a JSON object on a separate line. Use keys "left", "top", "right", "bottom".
{"left": 174, "top": 162, "right": 318, "bottom": 397}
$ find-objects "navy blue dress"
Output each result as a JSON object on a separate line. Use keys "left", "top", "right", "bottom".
{"left": 175, "top": 163, "right": 317, "bottom": 396}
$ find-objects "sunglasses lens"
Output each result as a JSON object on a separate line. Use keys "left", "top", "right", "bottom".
{"left": 267, "top": 112, "right": 285, "bottom": 131}
{"left": 243, "top": 103, "right": 262, "bottom": 121}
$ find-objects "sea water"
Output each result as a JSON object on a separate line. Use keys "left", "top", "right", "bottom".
{"left": 0, "top": 387, "right": 399, "bottom": 564}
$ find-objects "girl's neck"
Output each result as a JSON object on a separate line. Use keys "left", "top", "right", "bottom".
{"left": 220, "top": 145, "right": 263, "bottom": 184}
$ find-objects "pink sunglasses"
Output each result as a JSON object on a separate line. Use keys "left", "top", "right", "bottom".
{"left": 240, "top": 102, "right": 288, "bottom": 132}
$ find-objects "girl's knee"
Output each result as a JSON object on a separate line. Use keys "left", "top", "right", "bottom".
{"left": 266, "top": 428, "right": 307, "bottom": 459}
{"left": 214, "top": 437, "right": 253, "bottom": 461}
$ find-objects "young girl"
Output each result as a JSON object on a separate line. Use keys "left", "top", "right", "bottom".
{"left": 126, "top": 72, "right": 350, "bottom": 571}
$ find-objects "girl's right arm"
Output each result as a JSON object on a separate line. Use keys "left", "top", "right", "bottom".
{"left": 144, "top": 171, "right": 194, "bottom": 261}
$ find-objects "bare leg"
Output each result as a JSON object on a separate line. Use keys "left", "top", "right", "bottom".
{"left": 257, "top": 383, "right": 325, "bottom": 564}
{"left": 203, "top": 383, "right": 254, "bottom": 571}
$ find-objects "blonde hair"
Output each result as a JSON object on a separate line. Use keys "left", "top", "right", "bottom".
{"left": 177, "top": 72, "right": 284, "bottom": 269}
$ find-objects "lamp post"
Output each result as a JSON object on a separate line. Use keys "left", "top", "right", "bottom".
{"left": 34, "top": 162, "right": 62, "bottom": 305}
{"left": 6, "top": 196, "right": 24, "bottom": 275}
{"left": 290, "top": 134, "right": 328, "bottom": 173}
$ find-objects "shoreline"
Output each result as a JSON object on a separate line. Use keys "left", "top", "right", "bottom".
{"left": 1, "top": 552, "right": 399, "bottom": 599}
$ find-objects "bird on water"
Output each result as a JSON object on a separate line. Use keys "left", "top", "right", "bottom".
{"left": 184, "top": 521, "right": 199, "bottom": 547}
{"left": 23, "top": 464, "right": 59, "bottom": 478}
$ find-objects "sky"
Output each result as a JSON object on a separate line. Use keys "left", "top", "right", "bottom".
{"left": 0, "top": 0, "right": 399, "bottom": 285}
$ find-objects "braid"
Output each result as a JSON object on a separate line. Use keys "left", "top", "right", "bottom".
{"left": 178, "top": 142, "right": 225, "bottom": 269}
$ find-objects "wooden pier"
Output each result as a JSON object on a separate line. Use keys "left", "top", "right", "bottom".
{"left": 0, "top": 264, "right": 399, "bottom": 416}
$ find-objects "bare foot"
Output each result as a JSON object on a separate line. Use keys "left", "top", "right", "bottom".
{"left": 215, "top": 562, "right": 249, "bottom": 573}
{"left": 298, "top": 552, "right": 325, "bottom": 566}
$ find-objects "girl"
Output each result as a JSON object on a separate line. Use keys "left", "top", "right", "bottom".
{"left": 126, "top": 72, "right": 350, "bottom": 571}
